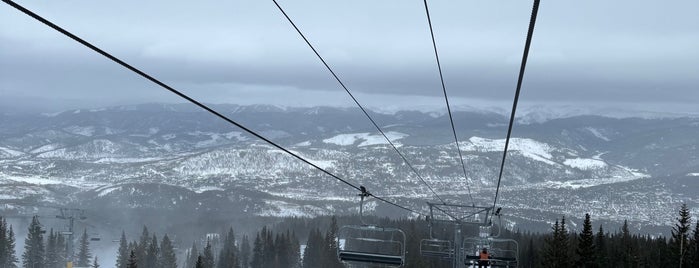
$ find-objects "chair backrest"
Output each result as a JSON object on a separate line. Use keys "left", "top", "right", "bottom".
{"left": 337, "top": 225, "right": 406, "bottom": 266}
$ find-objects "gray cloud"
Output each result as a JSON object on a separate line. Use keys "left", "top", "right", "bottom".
{"left": 1, "top": 0, "right": 698, "bottom": 112}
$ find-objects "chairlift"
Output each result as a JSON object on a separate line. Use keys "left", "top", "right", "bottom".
{"left": 337, "top": 187, "right": 406, "bottom": 266}
{"left": 420, "top": 216, "right": 454, "bottom": 259}
{"left": 463, "top": 212, "right": 519, "bottom": 268}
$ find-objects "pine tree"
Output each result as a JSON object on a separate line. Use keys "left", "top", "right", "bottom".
{"left": 76, "top": 228, "right": 92, "bottom": 266}
{"left": 127, "top": 250, "right": 138, "bottom": 268}
{"left": 262, "top": 228, "right": 274, "bottom": 268}
{"left": 195, "top": 256, "right": 204, "bottom": 268}
{"left": 0, "top": 217, "right": 18, "bottom": 268}
{"left": 135, "top": 226, "right": 150, "bottom": 268}
{"left": 116, "top": 231, "right": 129, "bottom": 268}
{"left": 558, "top": 216, "right": 571, "bottom": 267}
{"left": 239, "top": 235, "right": 251, "bottom": 268}
{"left": 217, "top": 227, "right": 238, "bottom": 268}
{"left": 288, "top": 231, "right": 301, "bottom": 268}
{"left": 22, "top": 215, "right": 44, "bottom": 268}
{"left": 594, "top": 225, "right": 607, "bottom": 267}
{"left": 250, "top": 233, "right": 262, "bottom": 268}
{"left": 185, "top": 241, "right": 199, "bottom": 268}
{"left": 322, "top": 217, "right": 342, "bottom": 268}
{"left": 145, "top": 235, "right": 159, "bottom": 268}
{"left": 159, "top": 234, "right": 177, "bottom": 268}
{"left": 691, "top": 221, "right": 699, "bottom": 268}
{"left": 302, "top": 228, "right": 323, "bottom": 268}
{"left": 55, "top": 232, "right": 65, "bottom": 268}
{"left": 44, "top": 229, "right": 58, "bottom": 268}
{"left": 92, "top": 256, "right": 100, "bottom": 268}
{"left": 202, "top": 239, "right": 215, "bottom": 268}
{"left": 541, "top": 217, "right": 570, "bottom": 268}
{"left": 576, "top": 213, "right": 595, "bottom": 267}
{"left": 671, "top": 203, "right": 692, "bottom": 268}
{"left": 0, "top": 218, "right": 6, "bottom": 267}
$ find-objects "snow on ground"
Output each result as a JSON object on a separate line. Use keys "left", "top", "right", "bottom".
{"left": 563, "top": 158, "right": 607, "bottom": 170}
{"left": 463, "top": 137, "right": 557, "bottom": 165}
{"left": 322, "top": 132, "right": 408, "bottom": 147}
{"left": 194, "top": 186, "right": 224, "bottom": 193}
{"left": 0, "top": 147, "right": 24, "bottom": 157}
{"left": 94, "top": 157, "right": 165, "bottom": 164}
{"left": 223, "top": 131, "right": 248, "bottom": 141}
{"left": 585, "top": 127, "right": 611, "bottom": 141}
{"left": 4, "top": 176, "right": 63, "bottom": 185}
{"left": 29, "top": 144, "right": 61, "bottom": 154}
{"left": 255, "top": 200, "right": 327, "bottom": 217}
{"left": 97, "top": 186, "right": 122, "bottom": 197}
{"left": 63, "top": 126, "right": 96, "bottom": 136}
{"left": 529, "top": 166, "right": 649, "bottom": 189}
{"left": 295, "top": 141, "right": 312, "bottom": 147}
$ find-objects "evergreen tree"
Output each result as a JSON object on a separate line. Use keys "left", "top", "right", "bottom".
{"left": 202, "top": 239, "right": 215, "bottom": 268}
{"left": 195, "top": 256, "right": 203, "bottom": 268}
{"left": 22, "top": 215, "right": 44, "bottom": 268}
{"left": 620, "top": 219, "right": 639, "bottom": 267}
{"left": 558, "top": 217, "right": 571, "bottom": 267}
{"left": 135, "top": 226, "right": 149, "bottom": 268}
{"left": 250, "top": 233, "right": 262, "bottom": 268}
{"left": 671, "top": 203, "right": 692, "bottom": 267}
{"left": 541, "top": 217, "right": 570, "bottom": 268}
{"left": 0, "top": 218, "right": 7, "bottom": 267}
{"left": 594, "top": 225, "right": 608, "bottom": 267}
{"left": 185, "top": 242, "right": 199, "bottom": 268}
{"left": 302, "top": 229, "right": 323, "bottom": 268}
{"left": 76, "top": 228, "right": 92, "bottom": 266}
{"left": 217, "top": 227, "right": 238, "bottom": 268}
{"left": 116, "top": 231, "right": 129, "bottom": 268}
{"left": 239, "top": 235, "right": 251, "bottom": 268}
{"left": 159, "top": 234, "right": 177, "bottom": 268}
{"left": 288, "top": 231, "right": 301, "bottom": 268}
{"left": 576, "top": 213, "right": 595, "bottom": 267}
{"left": 145, "top": 235, "right": 159, "bottom": 268}
{"left": 44, "top": 229, "right": 58, "bottom": 268}
{"left": 262, "top": 228, "right": 274, "bottom": 268}
{"left": 92, "top": 256, "right": 100, "bottom": 268}
{"left": 691, "top": 221, "right": 699, "bottom": 268}
{"left": 55, "top": 232, "right": 65, "bottom": 268}
{"left": 127, "top": 250, "right": 138, "bottom": 268}
{"left": 322, "top": 217, "right": 342, "bottom": 268}
{"left": 0, "top": 218, "right": 18, "bottom": 268}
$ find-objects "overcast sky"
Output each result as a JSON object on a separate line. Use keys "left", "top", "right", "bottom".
{"left": 1, "top": 0, "right": 698, "bottom": 113}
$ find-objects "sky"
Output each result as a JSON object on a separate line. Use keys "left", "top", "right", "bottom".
{"left": 1, "top": 0, "right": 698, "bottom": 114}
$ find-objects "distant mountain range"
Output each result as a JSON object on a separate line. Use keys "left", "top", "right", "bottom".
{"left": 0, "top": 103, "right": 697, "bottom": 234}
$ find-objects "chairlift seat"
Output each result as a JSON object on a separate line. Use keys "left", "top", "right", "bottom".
{"left": 338, "top": 250, "right": 403, "bottom": 266}
{"left": 337, "top": 225, "right": 406, "bottom": 267}
{"left": 420, "top": 239, "right": 453, "bottom": 258}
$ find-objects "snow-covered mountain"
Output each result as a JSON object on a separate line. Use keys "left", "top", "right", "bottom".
{"left": 1, "top": 104, "right": 697, "bottom": 231}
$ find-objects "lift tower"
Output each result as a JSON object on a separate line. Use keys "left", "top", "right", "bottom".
{"left": 55, "top": 208, "right": 86, "bottom": 268}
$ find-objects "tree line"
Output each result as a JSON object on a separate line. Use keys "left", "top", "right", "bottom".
{"left": 0, "top": 215, "right": 98, "bottom": 268}
{"left": 1, "top": 203, "right": 698, "bottom": 267}
{"left": 521, "top": 203, "right": 699, "bottom": 268}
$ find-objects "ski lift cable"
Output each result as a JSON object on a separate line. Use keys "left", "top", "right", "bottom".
{"left": 491, "top": 0, "right": 541, "bottom": 212}
{"left": 422, "top": 0, "right": 475, "bottom": 206}
{"left": 1, "top": 0, "right": 427, "bottom": 217}
{"left": 272, "top": 0, "right": 450, "bottom": 206}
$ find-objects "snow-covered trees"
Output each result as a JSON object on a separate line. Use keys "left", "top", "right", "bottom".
{"left": 22, "top": 216, "right": 44, "bottom": 268}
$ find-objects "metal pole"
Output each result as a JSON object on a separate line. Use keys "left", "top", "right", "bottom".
{"left": 67, "top": 216, "right": 74, "bottom": 268}
{"left": 454, "top": 223, "right": 462, "bottom": 268}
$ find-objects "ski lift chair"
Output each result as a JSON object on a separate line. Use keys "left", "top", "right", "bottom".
{"left": 420, "top": 216, "right": 454, "bottom": 259}
{"left": 337, "top": 187, "right": 407, "bottom": 267}
{"left": 463, "top": 216, "right": 519, "bottom": 268}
